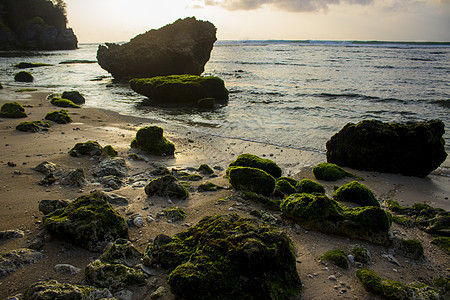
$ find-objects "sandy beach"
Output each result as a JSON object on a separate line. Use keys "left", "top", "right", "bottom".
{"left": 0, "top": 86, "right": 449, "bottom": 299}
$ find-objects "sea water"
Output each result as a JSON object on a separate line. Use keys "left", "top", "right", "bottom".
{"left": 1, "top": 40, "right": 449, "bottom": 154}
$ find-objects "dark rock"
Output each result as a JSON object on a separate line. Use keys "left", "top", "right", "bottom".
{"left": 93, "top": 157, "right": 128, "bottom": 177}
{"left": 23, "top": 280, "right": 112, "bottom": 300}
{"left": 143, "top": 214, "right": 302, "bottom": 299}
{"left": 0, "top": 248, "right": 43, "bottom": 277}
{"left": 281, "top": 193, "right": 392, "bottom": 245}
{"left": 61, "top": 91, "right": 85, "bottom": 105}
{"left": 60, "top": 168, "right": 86, "bottom": 187}
{"left": 55, "top": 28, "right": 78, "bottom": 50}
{"left": 319, "top": 249, "right": 349, "bottom": 269}
{"left": 357, "top": 269, "right": 408, "bottom": 300}
{"left": 145, "top": 175, "right": 188, "bottom": 199}
{"left": 45, "top": 109, "right": 72, "bottom": 124}
{"left": 351, "top": 246, "right": 371, "bottom": 263}
{"left": 39, "top": 173, "right": 56, "bottom": 186}
{"left": 198, "top": 164, "right": 214, "bottom": 175}
{"left": 104, "top": 145, "right": 118, "bottom": 157}
{"left": 197, "top": 97, "right": 215, "bottom": 108}
{"left": 43, "top": 191, "right": 129, "bottom": 252}
{"left": 100, "top": 239, "right": 142, "bottom": 267}
{"left": 99, "top": 175, "right": 122, "bottom": 190}
{"left": 16, "top": 120, "right": 51, "bottom": 132}
{"left": 241, "top": 191, "right": 281, "bottom": 210}
{"left": 392, "top": 238, "right": 424, "bottom": 260}
{"left": 69, "top": 140, "right": 103, "bottom": 157}
{"left": 274, "top": 178, "right": 297, "bottom": 196}
{"left": 333, "top": 181, "right": 379, "bottom": 207}
{"left": 295, "top": 179, "right": 325, "bottom": 194}
{"left": 130, "top": 75, "right": 228, "bottom": 106}
{"left": 198, "top": 181, "right": 222, "bottom": 192}
{"left": 104, "top": 192, "right": 129, "bottom": 206}
{"left": 14, "top": 71, "right": 34, "bottom": 82}
{"left": 0, "top": 102, "right": 27, "bottom": 118}
{"left": 38, "top": 199, "right": 71, "bottom": 216}
{"left": 0, "top": 229, "right": 25, "bottom": 242}
{"left": 97, "top": 17, "right": 216, "bottom": 79}
{"left": 228, "top": 153, "right": 282, "bottom": 178}
{"left": 33, "top": 161, "right": 57, "bottom": 175}
{"left": 172, "top": 169, "right": 202, "bottom": 181}
{"left": 227, "top": 166, "right": 276, "bottom": 196}
{"left": 131, "top": 126, "right": 175, "bottom": 156}
{"left": 14, "top": 62, "right": 52, "bottom": 68}
{"left": 326, "top": 119, "right": 448, "bottom": 177}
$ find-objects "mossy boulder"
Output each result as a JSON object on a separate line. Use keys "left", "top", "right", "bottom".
{"left": 16, "top": 120, "right": 51, "bottom": 132}
{"left": 312, "top": 162, "right": 354, "bottom": 181}
{"left": 0, "top": 102, "right": 27, "bottom": 118}
{"left": 281, "top": 193, "right": 392, "bottom": 245}
{"left": 319, "top": 249, "right": 349, "bottom": 269}
{"left": 162, "top": 207, "right": 187, "bottom": 222}
{"left": 227, "top": 166, "right": 276, "bottom": 196}
{"left": 326, "top": 119, "right": 448, "bottom": 177}
{"left": 14, "top": 62, "right": 52, "bottom": 69}
{"left": 198, "top": 163, "right": 214, "bottom": 175}
{"left": 99, "top": 239, "right": 142, "bottom": 267}
{"left": 45, "top": 109, "right": 72, "bottom": 124}
{"left": 198, "top": 181, "right": 222, "bottom": 192}
{"left": 43, "top": 191, "right": 129, "bottom": 252}
{"left": 356, "top": 269, "right": 409, "bottom": 300}
{"left": 62, "top": 91, "right": 85, "bottom": 104}
{"left": 333, "top": 181, "right": 379, "bottom": 207}
{"left": 69, "top": 140, "right": 103, "bottom": 157}
{"left": 131, "top": 126, "right": 175, "bottom": 156}
{"left": 23, "top": 280, "right": 112, "bottom": 300}
{"left": 14, "top": 71, "right": 34, "bottom": 82}
{"left": 85, "top": 259, "right": 146, "bottom": 290}
{"left": 145, "top": 175, "right": 189, "bottom": 199}
{"left": 130, "top": 75, "right": 229, "bottom": 106}
{"left": 104, "top": 145, "right": 118, "bottom": 157}
{"left": 295, "top": 179, "right": 325, "bottom": 194}
{"left": 393, "top": 238, "right": 424, "bottom": 260}
{"left": 143, "top": 214, "right": 302, "bottom": 299}
{"left": 351, "top": 246, "right": 371, "bottom": 263}
{"left": 229, "top": 153, "right": 282, "bottom": 178}
{"left": 274, "top": 178, "right": 297, "bottom": 196}
{"left": 50, "top": 97, "right": 81, "bottom": 108}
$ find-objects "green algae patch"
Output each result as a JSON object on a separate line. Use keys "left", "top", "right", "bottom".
{"left": 432, "top": 237, "right": 450, "bottom": 254}
{"left": 45, "top": 109, "right": 72, "bottom": 124}
{"left": 384, "top": 199, "right": 409, "bottom": 213}
{"left": 351, "top": 246, "right": 371, "bottom": 263}
{"left": 281, "top": 193, "right": 392, "bottom": 245}
{"left": 295, "top": 179, "right": 325, "bottom": 194}
{"left": 14, "top": 71, "right": 34, "bottom": 82}
{"left": 274, "top": 178, "right": 297, "bottom": 196}
{"left": 145, "top": 175, "right": 189, "bottom": 199}
{"left": 129, "top": 75, "right": 229, "bottom": 106}
{"left": 69, "top": 140, "right": 104, "bottom": 157}
{"left": 279, "top": 176, "right": 298, "bottom": 186}
{"left": 173, "top": 170, "right": 203, "bottom": 181}
{"left": 333, "top": 181, "right": 379, "bottom": 207}
{"left": 198, "top": 181, "right": 222, "bottom": 192}
{"left": 163, "top": 207, "right": 187, "bottom": 221}
{"left": 14, "top": 62, "right": 52, "bottom": 69}
{"left": 131, "top": 126, "right": 175, "bottom": 156}
{"left": 319, "top": 249, "right": 349, "bottom": 269}
{"left": 43, "top": 191, "right": 128, "bottom": 252}
{"left": 0, "top": 102, "right": 27, "bottom": 118}
{"left": 241, "top": 191, "right": 282, "bottom": 210}
{"left": 104, "top": 145, "right": 118, "bottom": 157}
{"left": 15, "top": 88, "right": 38, "bottom": 92}
{"left": 312, "top": 162, "right": 355, "bottom": 181}
{"left": 16, "top": 120, "right": 51, "bottom": 132}
{"left": 23, "top": 279, "right": 112, "bottom": 300}
{"left": 229, "top": 153, "right": 282, "bottom": 178}
{"left": 394, "top": 238, "right": 424, "bottom": 260}
{"left": 227, "top": 166, "right": 276, "bottom": 196}
{"left": 50, "top": 97, "right": 81, "bottom": 108}
{"left": 356, "top": 268, "right": 409, "bottom": 300}
{"left": 144, "top": 214, "right": 302, "bottom": 299}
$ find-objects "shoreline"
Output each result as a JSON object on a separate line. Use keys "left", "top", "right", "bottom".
{"left": 0, "top": 86, "right": 449, "bottom": 299}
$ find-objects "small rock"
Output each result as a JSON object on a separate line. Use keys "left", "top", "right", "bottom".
{"left": 347, "top": 254, "right": 354, "bottom": 263}
{"left": 0, "top": 229, "right": 25, "bottom": 241}
{"left": 150, "top": 286, "right": 167, "bottom": 299}
{"left": 133, "top": 216, "right": 144, "bottom": 228}
{"left": 114, "top": 289, "right": 133, "bottom": 300}
{"left": 329, "top": 275, "right": 337, "bottom": 281}
{"left": 54, "top": 264, "right": 81, "bottom": 274}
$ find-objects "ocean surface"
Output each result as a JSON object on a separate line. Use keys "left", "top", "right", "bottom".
{"left": 1, "top": 40, "right": 449, "bottom": 154}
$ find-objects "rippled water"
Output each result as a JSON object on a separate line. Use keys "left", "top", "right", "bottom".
{"left": 1, "top": 41, "right": 449, "bottom": 153}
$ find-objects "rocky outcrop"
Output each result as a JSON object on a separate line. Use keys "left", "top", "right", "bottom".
{"left": 97, "top": 17, "right": 217, "bottom": 79}
{"left": 0, "top": 248, "right": 43, "bottom": 277}
{"left": 0, "top": 0, "right": 78, "bottom": 50}
{"left": 23, "top": 280, "right": 112, "bottom": 300}
{"left": 326, "top": 119, "right": 448, "bottom": 177}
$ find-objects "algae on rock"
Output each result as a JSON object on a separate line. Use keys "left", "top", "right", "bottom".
{"left": 312, "top": 162, "right": 355, "bottom": 181}
{"left": 319, "top": 249, "right": 349, "bottom": 269}
{"left": 50, "top": 97, "right": 81, "bottom": 108}
{"left": 145, "top": 175, "right": 189, "bottom": 199}
{"left": 14, "top": 71, "right": 34, "bottom": 82}
{"left": 62, "top": 91, "right": 85, "bottom": 104}
{"left": 0, "top": 102, "right": 27, "bottom": 118}
{"left": 228, "top": 153, "right": 282, "bottom": 178}
{"left": 23, "top": 280, "right": 112, "bottom": 300}
{"left": 295, "top": 179, "right": 325, "bottom": 194}
{"left": 131, "top": 126, "right": 175, "bottom": 156}
{"left": 16, "top": 120, "right": 51, "bottom": 132}
{"left": 227, "top": 166, "right": 276, "bottom": 196}
{"left": 333, "top": 181, "right": 379, "bottom": 207}
{"left": 45, "top": 109, "right": 72, "bottom": 124}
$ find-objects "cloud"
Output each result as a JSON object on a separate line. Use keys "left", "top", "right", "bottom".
{"left": 202, "top": 0, "right": 374, "bottom": 12}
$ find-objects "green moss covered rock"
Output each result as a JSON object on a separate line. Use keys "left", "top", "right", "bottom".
{"left": 162, "top": 207, "right": 187, "bottom": 221}
{"left": 295, "top": 179, "right": 325, "bottom": 194}
{"left": 45, "top": 109, "right": 72, "bottom": 124}
{"left": 104, "top": 145, "right": 118, "bottom": 157}
{"left": 16, "top": 120, "right": 51, "bottom": 132}
{"left": 145, "top": 175, "right": 189, "bottom": 199}
{"left": 14, "top": 71, "right": 34, "bottom": 82}
{"left": 23, "top": 280, "right": 112, "bottom": 300}
{"left": 14, "top": 62, "right": 52, "bottom": 69}
{"left": 281, "top": 193, "right": 392, "bottom": 245}
{"left": 351, "top": 246, "right": 371, "bottom": 263}
{"left": 319, "top": 249, "right": 349, "bottom": 269}
{"left": 131, "top": 126, "right": 175, "bottom": 156}
{"left": 0, "top": 102, "right": 27, "bottom": 118}
{"left": 43, "top": 191, "right": 128, "bottom": 252}
{"left": 198, "top": 163, "right": 214, "bottom": 175}
{"left": 62, "top": 91, "right": 85, "bottom": 104}
{"left": 394, "top": 238, "right": 424, "bottom": 260}
{"left": 333, "top": 181, "right": 379, "bottom": 207}
{"left": 432, "top": 237, "right": 450, "bottom": 254}
{"left": 274, "top": 178, "right": 297, "bottom": 196}
{"left": 143, "top": 214, "right": 302, "bottom": 299}
{"left": 69, "top": 140, "right": 103, "bottom": 157}
{"left": 356, "top": 268, "right": 409, "bottom": 300}
{"left": 50, "top": 97, "right": 81, "bottom": 108}
{"left": 99, "top": 239, "right": 142, "bottom": 266}
{"left": 229, "top": 153, "right": 282, "bottom": 178}
{"left": 326, "top": 119, "right": 448, "bottom": 177}
{"left": 312, "top": 162, "right": 354, "bottom": 181}
{"left": 198, "top": 181, "right": 222, "bottom": 191}
{"left": 227, "top": 166, "right": 276, "bottom": 196}
{"left": 129, "top": 75, "right": 228, "bottom": 106}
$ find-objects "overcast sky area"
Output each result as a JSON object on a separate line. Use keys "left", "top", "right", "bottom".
{"left": 64, "top": 0, "right": 450, "bottom": 43}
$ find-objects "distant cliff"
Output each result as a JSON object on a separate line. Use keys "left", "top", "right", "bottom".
{"left": 0, "top": 0, "right": 77, "bottom": 50}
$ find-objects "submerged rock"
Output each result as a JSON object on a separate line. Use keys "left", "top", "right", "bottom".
{"left": 145, "top": 175, "right": 189, "bottom": 199}
{"left": 229, "top": 153, "right": 282, "bottom": 178}
{"left": 23, "top": 280, "right": 112, "bottom": 300}
{"left": 45, "top": 109, "right": 72, "bottom": 124}
{"left": 281, "top": 193, "right": 392, "bottom": 245}
{"left": 326, "top": 119, "right": 448, "bottom": 177}
{"left": 14, "top": 71, "right": 34, "bottom": 82}
{"left": 14, "top": 62, "right": 52, "bottom": 69}
{"left": 61, "top": 91, "right": 85, "bottom": 104}
{"left": 143, "top": 214, "right": 302, "bottom": 299}
{"left": 129, "top": 75, "right": 228, "bottom": 106}
{"left": 131, "top": 126, "right": 175, "bottom": 156}
{"left": 43, "top": 191, "right": 128, "bottom": 252}
{"left": 0, "top": 248, "right": 43, "bottom": 277}
{"left": 227, "top": 166, "right": 276, "bottom": 196}
{"left": 97, "top": 17, "right": 217, "bottom": 79}
{"left": 0, "top": 102, "right": 27, "bottom": 118}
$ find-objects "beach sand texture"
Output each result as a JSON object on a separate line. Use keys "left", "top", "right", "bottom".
{"left": 0, "top": 87, "right": 449, "bottom": 299}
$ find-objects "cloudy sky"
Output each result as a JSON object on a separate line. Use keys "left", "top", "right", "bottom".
{"left": 64, "top": 0, "right": 450, "bottom": 43}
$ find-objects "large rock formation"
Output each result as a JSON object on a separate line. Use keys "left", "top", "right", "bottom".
{"left": 326, "top": 119, "right": 447, "bottom": 177}
{"left": 97, "top": 17, "right": 217, "bottom": 79}
{"left": 0, "top": 0, "right": 77, "bottom": 50}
